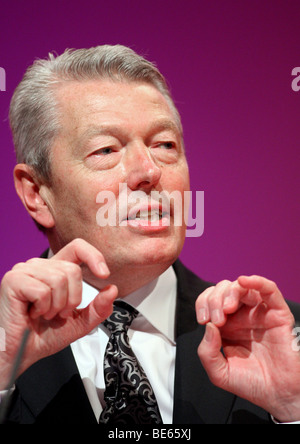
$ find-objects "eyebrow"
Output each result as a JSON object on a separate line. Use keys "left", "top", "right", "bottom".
{"left": 73, "top": 125, "right": 122, "bottom": 155}
{"left": 149, "top": 120, "right": 182, "bottom": 138}
{"left": 75, "top": 119, "right": 182, "bottom": 152}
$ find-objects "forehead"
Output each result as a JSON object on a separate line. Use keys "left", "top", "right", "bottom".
{"left": 55, "top": 79, "right": 181, "bottom": 138}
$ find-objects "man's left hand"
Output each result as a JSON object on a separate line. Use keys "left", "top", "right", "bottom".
{"left": 196, "top": 275, "right": 300, "bottom": 422}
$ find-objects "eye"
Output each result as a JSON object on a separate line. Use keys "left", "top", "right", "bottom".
{"left": 157, "top": 142, "right": 176, "bottom": 150}
{"left": 93, "top": 147, "right": 114, "bottom": 155}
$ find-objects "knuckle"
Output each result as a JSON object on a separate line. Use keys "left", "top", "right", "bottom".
{"left": 196, "top": 287, "right": 215, "bottom": 310}
{"left": 72, "top": 264, "right": 82, "bottom": 279}
{"left": 11, "top": 262, "right": 26, "bottom": 271}
{"left": 26, "top": 258, "right": 37, "bottom": 264}
{"left": 207, "top": 291, "right": 219, "bottom": 305}
{"left": 36, "top": 284, "right": 51, "bottom": 301}
{"left": 71, "top": 238, "right": 85, "bottom": 249}
{"left": 270, "top": 281, "right": 278, "bottom": 292}
{"left": 1, "top": 270, "right": 19, "bottom": 286}
{"left": 216, "top": 279, "right": 231, "bottom": 288}
{"left": 52, "top": 272, "right": 68, "bottom": 288}
{"left": 26, "top": 257, "right": 42, "bottom": 266}
{"left": 64, "top": 262, "right": 82, "bottom": 280}
{"left": 200, "top": 286, "right": 215, "bottom": 300}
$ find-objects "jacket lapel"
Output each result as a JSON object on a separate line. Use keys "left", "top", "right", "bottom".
{"left": 172, "top": 260, "right": 235, "bottom": 424}
{"left": 16, "top": 346, "right": 97, "bottom": 424}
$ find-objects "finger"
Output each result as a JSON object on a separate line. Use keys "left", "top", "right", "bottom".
{"left": 237, "top": 275, "right": 287, "bottom": 310}
{"left": 53, "top": 238, "right": 110, "bottom": 278}
{"left": 196, "top": 282, "right": 241, "bottom": 325}
{"left": 55, "top": 263, "right": 83, "bottom": 319}
{"left": 38, "top": 269, "right": 69, "bottom": 320}
{"left": 197, "top": 323, "right": 229, "bottom": 389}
{"left": 73, "top": 285, "right": 118, "bottom": 335}
{"left": 196, "top": 279, "right": 262, "bottom": 327}
{"left": 222, "top": 282, "right": 262, "bottom": 314}
{"left": 201, "top": 280, "right": 232, "bottom": 326}
{"left": 222, "top": 285, "right": 242, "bottom": 313}
{"left": 13, "top": 260, "right": 79, "bottom": 321}
{"left": 196, "top": 286, "right": 215, "bottom": 324}
{"left": 2, "top": 270, "right": 52, "bottom": 319}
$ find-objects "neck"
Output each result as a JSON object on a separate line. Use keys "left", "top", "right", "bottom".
{"left": 83, "top": 261, "right": 172, "bottom": 298}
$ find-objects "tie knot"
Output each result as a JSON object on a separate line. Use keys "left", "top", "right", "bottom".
{"left": 103, "top": 300, "right": 139, "bottom": 333}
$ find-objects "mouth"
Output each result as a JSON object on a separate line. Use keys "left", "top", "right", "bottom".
{"left": 121, "top": 203, "right": 171, "bottom": 229}
{"left": 127, "top": 208, "right": 168, "bottom": 222}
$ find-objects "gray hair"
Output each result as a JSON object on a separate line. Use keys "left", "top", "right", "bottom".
{"left": 9, "top": 45, "right": 182, "bottom": 182}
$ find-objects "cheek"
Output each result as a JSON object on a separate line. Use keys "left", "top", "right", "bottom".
{"left": 53, "top": 168, "right": 120, "bottom": 208}
{"left": 161, "top": 164, "right": 190, "bottom": 223}
{"left": 162, "top": 162, "right": 190, "bottom": 193}
{"left": 49, "top": 177, "right": 95, "bottom": 227}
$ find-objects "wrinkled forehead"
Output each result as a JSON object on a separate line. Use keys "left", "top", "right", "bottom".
{"left": 53, "top": 78, "right": 183, "bottom": 140}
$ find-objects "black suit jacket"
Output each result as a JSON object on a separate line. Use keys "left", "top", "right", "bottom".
{"left": 5, "top": 260, "right": 300, "bottom": 424}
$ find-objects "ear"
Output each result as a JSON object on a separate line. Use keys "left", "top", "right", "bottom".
{"left": 13, "top": 164, "right": 55, "bottom": 229}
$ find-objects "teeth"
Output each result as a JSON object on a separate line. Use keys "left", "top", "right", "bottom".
{"left": 129, "top": 210, "right": 163, "bottom": 221}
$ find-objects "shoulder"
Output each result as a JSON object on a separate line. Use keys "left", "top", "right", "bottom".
{"left": 172, "top": 259, "right": 214, "bottom": 300}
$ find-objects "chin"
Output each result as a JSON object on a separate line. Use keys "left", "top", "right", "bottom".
{"left": 130, "top": 237, "right": 183, "bottom": 268}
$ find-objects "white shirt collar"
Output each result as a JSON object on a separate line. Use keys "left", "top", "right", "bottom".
{"left": 78, "top": 266, "right": 177, "bottom": 345}
{"left": 122, "top": 266, "right": 177, "bottom": 344}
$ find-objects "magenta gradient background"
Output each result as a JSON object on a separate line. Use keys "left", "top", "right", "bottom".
{"left": 0, "top": 1, "right": 299, "bottom": 302}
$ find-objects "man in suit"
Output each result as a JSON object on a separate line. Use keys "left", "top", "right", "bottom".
{"left": 1, "top": 45, "right": 300, "bottom": 424}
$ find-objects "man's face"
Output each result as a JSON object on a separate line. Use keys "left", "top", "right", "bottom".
{"left": 44, "top": 79, "right": 190, "bottom": 289}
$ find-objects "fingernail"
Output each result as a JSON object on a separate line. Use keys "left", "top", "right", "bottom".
{"left": 211, "top": 309, "right": 224, "bottom": 325}
{"left": 198, "top": 308, "right": 209, "bottom": 324}
{"left": 98, "top": 262, "right": 110, "bottom": 276}
{"left": 204, "top": 323, "right": 214, "bottom": 342}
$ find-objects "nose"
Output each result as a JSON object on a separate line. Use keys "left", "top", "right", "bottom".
{"left": 123, "top": 144, "right": 162, "bottom": 191}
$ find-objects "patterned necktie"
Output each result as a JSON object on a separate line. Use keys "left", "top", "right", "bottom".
{"left": 99, "top": 300, "right": 162, "bottom": 424}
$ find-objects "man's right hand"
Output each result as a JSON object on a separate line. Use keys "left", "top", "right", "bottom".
{"left": 0, "top": 238, "right": 118, "bottom": 389}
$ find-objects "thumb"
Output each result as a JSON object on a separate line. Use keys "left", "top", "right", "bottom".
{"left": 74, "top": 284, "right": 118, "bottom": 335}
{"left": 198, "top": 322, "right": 229, "bottom": 389}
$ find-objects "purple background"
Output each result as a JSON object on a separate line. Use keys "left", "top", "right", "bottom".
{"left": 0, "top": 0, "right": 299, "bottom": 302}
